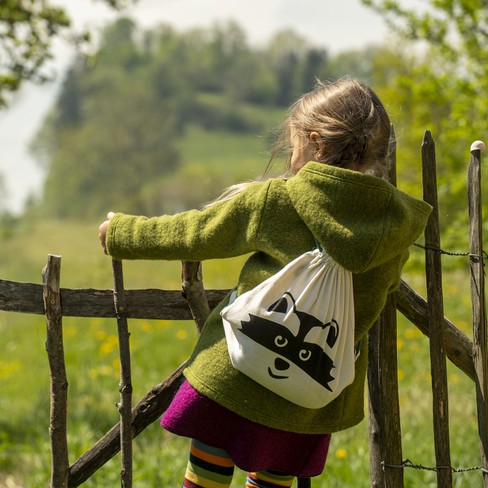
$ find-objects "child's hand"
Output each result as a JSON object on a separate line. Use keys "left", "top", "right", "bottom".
{"left": 99, "top": 212, "right": 115, "bottom": 254}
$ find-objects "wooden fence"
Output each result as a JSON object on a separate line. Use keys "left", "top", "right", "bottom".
{"left": 0, "top": 131, "right": 486, "bottom": 487}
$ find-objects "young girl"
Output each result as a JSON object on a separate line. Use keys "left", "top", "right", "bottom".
{"left": 99, "top": 78, "right": 431, "bottom": 487}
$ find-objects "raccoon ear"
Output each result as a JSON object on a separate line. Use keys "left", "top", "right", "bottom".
{"left": 325, "top": 319, "right": 339, "bottom": 348}
{"left": 268, "top": 296, "right": 289, "bottom": 313}
{"left": 268, "top": 292, "right": 296, "bottom": 314}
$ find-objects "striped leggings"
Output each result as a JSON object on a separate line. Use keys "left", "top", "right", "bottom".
{"left": 183, "top": 439, "right": 294, "bottom": 488}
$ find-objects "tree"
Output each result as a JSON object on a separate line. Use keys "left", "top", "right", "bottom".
{"left": 34, "top": 18, "right": 182, "bottom": 219}
{"left": 266, "top": 30, "right": 330, "bottom": 105}
{"left": 0, "top": 0, "right": 134, "bottom": 106}
{"left": 362, "top": 0, "right": 488, "bottom": 250}
{"left": 361, "top": 0, "right": 488, "bottom": 141}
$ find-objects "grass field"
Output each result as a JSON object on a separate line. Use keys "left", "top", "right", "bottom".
{"left": 0, "top": 218, "right": 484, "bottom": 487}
{"left": 1, "top": 118, "right": 485, "bottom": 486}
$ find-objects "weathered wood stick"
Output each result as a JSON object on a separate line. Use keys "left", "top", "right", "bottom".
{"left": 368, "top": 129, "right": 403, "bottom": 487}
{"left": 421, "top": 130, "right": 452, "bottom": 487}
{"left": 396, "top": 280, "right": 474, "bottom": 380}
{"left": 0, "top": 279, "right": 227, "bottom": 318}
{"left": 43, "top": 254, "right": 69, "bottom": 488}
{"left": 67, "top": 261, "right": 209, "bottom": 487}
{"left": 112, "top": 259, "right": 133, "bottom": 488}
{"left": 181, "top": 261, "right": 211, "bottom": 333}
{"left": 468, "top": 140, "right": 488, "bottom": 487}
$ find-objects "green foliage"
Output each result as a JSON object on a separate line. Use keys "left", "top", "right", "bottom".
{"left": 0, "top": 0, "right": 70, "bottom": 105}
{"left": 33, "top": 19, "right": 183, "bottom": 218}
{"left": 38, "top": 14, "right": 484, "bottom": 227}
{"left": 30, "top": 19, "right": 335, "bottom": 220}
{"left": 0, "top": 0, "right": 134, "bottom": 106}
{"left": 361, "top": 0, "right": 488, "bottom": 253}
{"left": 363, "top": 0, "right": 488, "bottom": 70}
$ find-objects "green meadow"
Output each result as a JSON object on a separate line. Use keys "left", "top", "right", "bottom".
{"left": 0, "top": 126, "right": 484, "bottom": 487}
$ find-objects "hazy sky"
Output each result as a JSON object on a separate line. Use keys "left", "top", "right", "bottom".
{"left": 0, "top": 0, "right": 390, "bottom": 213}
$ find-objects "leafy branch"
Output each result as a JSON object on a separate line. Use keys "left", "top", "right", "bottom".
{"left": 0, "top": 0, "right": 136, "bottom": 106}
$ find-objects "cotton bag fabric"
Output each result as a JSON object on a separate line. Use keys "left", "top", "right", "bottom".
{"left": 221, "top": 247, "right": 356, "bottom": 409}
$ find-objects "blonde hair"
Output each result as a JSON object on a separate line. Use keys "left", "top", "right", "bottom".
{"left": 205, "top": 78, "right": 391, "bottom": 207}
{"left": 275, "top": 77, "right": 391, "bottom": 178}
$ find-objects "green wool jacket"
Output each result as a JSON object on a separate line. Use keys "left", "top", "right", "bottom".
{"left": 106, "top": 162, "right": 432, "bottom": 434}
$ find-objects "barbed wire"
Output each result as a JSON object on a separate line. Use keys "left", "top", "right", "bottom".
{"left": 413, "top": 242, "right": 488, "bottom": 260}
{"left": 382, "top": 458, "right": 488, "bottom": 475}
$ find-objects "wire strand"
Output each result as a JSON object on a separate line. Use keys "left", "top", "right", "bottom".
{"left": 413, "top": 242, "right": 488, "bottom": 260}
{"left": 382, "top": 459, "right": 488, "bottom": 475}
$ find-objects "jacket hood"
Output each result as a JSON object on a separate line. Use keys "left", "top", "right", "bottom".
{"left": 286, "top": 162, "right": 432, "bottom": 273}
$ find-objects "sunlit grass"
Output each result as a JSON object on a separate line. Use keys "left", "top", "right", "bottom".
{"left": 0, "top": 219, "right": 485, "bottom": 487}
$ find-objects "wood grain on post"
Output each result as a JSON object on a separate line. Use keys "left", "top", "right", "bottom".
{"left": 0, "top": 278, "right": 227, "bottom": 319}
{"left": 467, "top": 141, "right": 488, "bottom": 487}
{"left": 368, "top": 293, "right": 404, "bottom": 487}
{"left": 181, "top": 261, "right": 211, "bottom": 333}
{"left": 421, "top": 130, "right": 452, "bottom": 487}
{"left": 43, "top": 254, "right": 69, "bottom": 488}
{"left": 368, "top": 127, "right": 403, "bottom": 487}
{"left": 112, "top": 259, "right": 133, "bottom": 488}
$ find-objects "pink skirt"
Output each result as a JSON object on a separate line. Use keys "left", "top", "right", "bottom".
{"left": 161, "top": 380, "right": 331, "bottom": 477}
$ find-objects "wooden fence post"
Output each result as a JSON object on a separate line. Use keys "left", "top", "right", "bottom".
{"left": 368, "top": 126, "right": 403, "bottom": 487}
{"left": 43, "top": 254, "right": 69, "bottom": 488}
{"left": 181, "top": 261, "right": 210, "bottom": 333}
{"left": 368, "top": 294, "right": 403, "bottom": 488}
{"left": 467, "top": 140, "right": 488, "bottom": 487}
{"left": 421, "top": 131, "right": 452, "bottom": 487}
{"left": 112, "top": 259, "right": 133, "bottom": 488}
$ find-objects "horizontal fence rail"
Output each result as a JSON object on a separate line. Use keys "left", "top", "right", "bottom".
{"left": 0, "top": 277, "right": 475, "bottom": 378}
{"left": 0, "top": 278, "right": 227, "bottom": 318}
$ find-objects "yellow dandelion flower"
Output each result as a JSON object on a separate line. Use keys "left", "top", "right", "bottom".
{"left": 404, "top": 327, "right": 422, "bottom": 339}
{"left": 99, "top": 364, "right": 115, "bottom": 377}
{"left": 0, "top": 360, "right": 22, "bottom": 378}
{"left": 335, "top": 448, "right": 347, "bottom": 459}
{"left": 140, "top": 320, "right": 153, "bottom": 333}
{"left": 63, "top": 324, "right": 78, "bottom": 338}
{"left": 397, "top": 369, "right": 405, "bottom": 381}
{"left": 96, "top": 330, "right": 108, "bottom": 341}
{"left": 176, "top": 329, "right": 188, "bottom": 340}
{"left": 397, "top": 338, "right": 405, "bottom": 350}
{"left": 409, "top": 342, "right": 420, "bottom": 352}
{"left": 99, "top": 335, "right": 119, "bottom": 355}
{"left": 88, "top": 368, "right": 99, "bottom": 379}
{"left": 157, "top": 320, "right": 172, "bottom": 328}
{"left": 448, "top": 374, "right": 460, "bottom": 385}
{"left": 87, "top": 318, "right": 104, "bottom": 337}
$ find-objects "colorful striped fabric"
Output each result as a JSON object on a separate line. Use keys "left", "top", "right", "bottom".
{"left": 246, "top": 470, "right": 294, "bottom": 488}
{"left": 183, "top": 439, "right": 235, "bottom": 488}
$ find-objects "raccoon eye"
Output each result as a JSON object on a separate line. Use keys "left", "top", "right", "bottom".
{"left": 274, "top": 335, "right": 288, "bottom": 347}
{"left": 299, "top": 349, "right": 312, "bottom": 361}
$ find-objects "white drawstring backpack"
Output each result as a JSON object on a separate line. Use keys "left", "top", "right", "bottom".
{"left": 221, "top": 245, "right": 357, "bottom": 409}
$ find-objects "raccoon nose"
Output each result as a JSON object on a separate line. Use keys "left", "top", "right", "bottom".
{"left": 274, "top": 357, "right": 289, "bottom": 371}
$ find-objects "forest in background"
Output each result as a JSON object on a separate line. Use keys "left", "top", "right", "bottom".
{"left": 0, "top": 1, "right": 486, "bottom": 260}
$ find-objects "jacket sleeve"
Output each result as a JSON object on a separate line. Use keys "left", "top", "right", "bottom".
{"left": 105, "top": 181, "right": 270, "bottom": 262}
